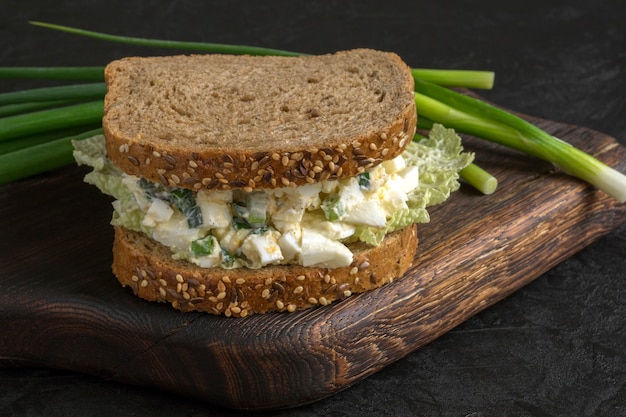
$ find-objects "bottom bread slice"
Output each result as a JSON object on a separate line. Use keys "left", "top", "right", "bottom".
{"left": 112, "top": 224, "right": 418, "bottom": 316}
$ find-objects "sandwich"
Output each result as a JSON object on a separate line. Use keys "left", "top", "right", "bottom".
{"left": 73, "top": 49, "right": 473, "bottom": 316}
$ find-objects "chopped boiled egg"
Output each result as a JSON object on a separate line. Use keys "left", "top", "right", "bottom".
{"left": 398, "top": 166, "right": 419, "bottom": 193}
{"left": 241, "top": 231, "right": 284, "bottom": 266}
{"left": 197, "top": 188, "right": 233, "bottom": 203}
{"left": 342, "top": 199, "right": 386, "bottom": 227}
{"left": 278, "top": 229, "right": 302, "bottom": 263}
{"left": 333, "top": 179, "right": 386, "bottom": 227}
{"left": 152, "top": 212, "right": 202, "bottom": 253}
{"left": 377, "top": 177, "right": 409, "bottom": 214}
{"left": 142, "top": 198, "right": 174, "bottom": 227}
{"left": 219, "top": 228, "right": 252, "bottom": 255}
{"left": 271, "top": 182, "right": 323, "bottom": 232}
{"left": 123, "top": 174, "right": 151, "bottom": 210}
{"left": 198, "top": 200, "right": 232, "bottom": 229}
{"left": 302, "top": 212, "right": 356, "bottom": 240}
{"left": 272, "top": 196, "right": 307, "bottom": 232}
{"left": 196, "top": 189, "right": 233, "bottom": 228}
{"left": 382, "top": 154, "right": 406, "bottom": 174}
{"left": 301, "top": 228, "right": 353, "bottom": 268}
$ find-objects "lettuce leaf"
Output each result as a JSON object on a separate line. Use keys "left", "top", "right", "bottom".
{"left": 72, "top": 135, "right": 150, "bottom": 234}
{"left": 73, "top": 135, "right": 124, "bottom": 198}
{"left": 354, "top": 124, "right": 473, "bottom": 246}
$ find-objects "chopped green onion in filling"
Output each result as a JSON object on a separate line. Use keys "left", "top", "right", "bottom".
{"left": 191, "top": 235, "right": 216, "bottom": 256}
{"left": 321, "top": 194, "right": 345, "bottom": 221}
{"left": 358, "top": 172, "right": 371, "bottom": 190}
{"left": 139, "top": 178, "right": 203, "bottom": 228}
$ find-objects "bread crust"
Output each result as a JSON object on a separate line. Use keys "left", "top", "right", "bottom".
{"left": 103, "top": 49, "right": 417, "bottom": 191}
{"left": 112, "top": 224, "right": 418, "bottom": 316}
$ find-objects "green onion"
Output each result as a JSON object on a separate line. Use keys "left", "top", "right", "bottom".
{"left": 246, "top": 192, "right": 268, "bottom": 226}
{"left": 321, "top": 194, "right": 345, "bottom": 221}
{"left": 0, "top": 126, "right": 96, "bottom": 155}
{"left": 417, "top": 116, "right": 435, "bottom": 131}
{"left": 232, "top": 216, "right": 252, "bottom": 230}
{"left": 412, "top": 69, "right": 494, "bottom": 90}
{"left": 0, "top": 100, "right": 103, "bottom": 142}
{"left": 139, "top": 178, "right": 204, "bottom": 228}
{"left": 413, "top": 79, "right": 626, "bottom": 202}
{"left": 0, "top": 66, "right": 104, "bottom": 81}
{"left": 30, "top": 21, "right": 301, "bottom": 57}
{"left": 0, "top": 128, "right": 102, "bottom": 185}
{"left": 0, "top": 100, "right": 75, "bottom": 117}
{"left": 0, "top": 83, "right": 106, "bottom": 105}
{"left": 358, "top": 172, "right": 371, "bottom": 190}
{"left": 232, "top": 202, "right": 248, "bottom": 219}
{"left": 460, "top": 163, "right": 498, "bottom": 195}
{"left": 191, "top": 235, "right": 216, "bottom": 256}
{"left": 221, "top": 249, "right": 235, "bottom": 267}
{"left": 139, "top": 177, "right": 171, "bottom": 202}
{"left": 168, "top": 188, "right": 203, "bottom": 229}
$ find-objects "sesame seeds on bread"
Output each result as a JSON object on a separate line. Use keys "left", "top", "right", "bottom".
{"left": 103, "top": 49, "right": 417, "bottom": 190}
{"left": 112, "top": 224, "right": 418, "bottom": 316}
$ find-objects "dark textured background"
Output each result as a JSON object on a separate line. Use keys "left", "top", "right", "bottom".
{"left": 1, "top": 0, "right": 625, "bottom": 416}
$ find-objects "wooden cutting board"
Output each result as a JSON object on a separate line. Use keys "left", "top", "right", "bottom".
{"left": 1, "top": 114, "right": 625, "bottom": 411}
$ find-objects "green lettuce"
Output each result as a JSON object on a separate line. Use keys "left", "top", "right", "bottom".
{"left": 354, "top": 124, "right": 473, "bottom": 246}
{"left": 72, "top": 135, "right": 150, "bottom": 234}
{"left": 73, "top": 135, "right": 124, "bottom": 198}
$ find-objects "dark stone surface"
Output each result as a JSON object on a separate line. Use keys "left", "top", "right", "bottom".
{"left": 1, "top": 1, "right": 624, "bottom": 415}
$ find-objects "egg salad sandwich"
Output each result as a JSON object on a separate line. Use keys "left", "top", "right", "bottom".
{"left": 73, "top": 49, "right": 473, "bottom": 316}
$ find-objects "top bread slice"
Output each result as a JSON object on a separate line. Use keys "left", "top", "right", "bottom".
{"left": 102, "top": 49, "right": 417, "bottom": 190}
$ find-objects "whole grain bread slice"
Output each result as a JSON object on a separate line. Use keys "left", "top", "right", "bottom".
{"left": 103, "top": 49, "right": 416, "bottom": 191}
{"left": 112, "top": 223, "right": 418, "bottom": 316}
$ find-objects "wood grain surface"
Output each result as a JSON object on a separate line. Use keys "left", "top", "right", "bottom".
{"left": 0, "top": 115, "right": 625, "bottom": 410}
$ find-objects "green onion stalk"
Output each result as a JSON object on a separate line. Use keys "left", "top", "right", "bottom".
{"left": 0, "top": 101, "right": 104, "bottom": 142}
{"left": 0, "top": 66, "right": 104, "bottom": 81}
{"left": 0, "top": 83, "right": 106, "bottom": 105}
{"left": 459, "top": 163, "right": 498, "bottom": 195}
{"left": 413, "top": 78, "right": 626, "bottom": 202}
{"left": 0, "top": 100, "right": 78, "bottom": 118}
{"left": 0, "top": 128, "right": 103, "bottom": 185}
{"left": 0, "top": 126, "right": 96, "bottom": 155}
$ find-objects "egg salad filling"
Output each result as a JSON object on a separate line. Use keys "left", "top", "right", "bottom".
{"left": 73, "top": 124, "right": 473, "bottom": 269}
